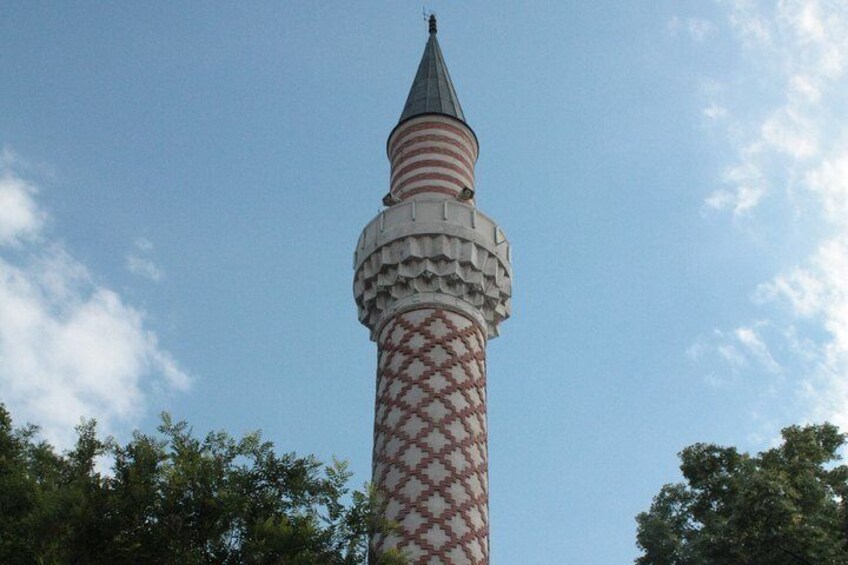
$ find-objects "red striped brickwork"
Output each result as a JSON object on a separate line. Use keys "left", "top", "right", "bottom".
{"left": 388, "top": 115, "right": 479, "bottom": 202}
{"left": 371, "top": 308, "right": 489, "bottom": 564}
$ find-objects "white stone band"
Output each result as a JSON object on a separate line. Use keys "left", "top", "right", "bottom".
{"left": 353, "top": 199, "right": 512, "bottom": 339}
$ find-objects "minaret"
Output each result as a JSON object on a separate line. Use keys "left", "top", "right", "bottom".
{"left": 353, "top": 15, "right": 512, "bottom": 564}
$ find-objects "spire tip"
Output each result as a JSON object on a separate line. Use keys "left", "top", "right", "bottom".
{"left": 428, "top": 14, "right": 437, "bottom": 34}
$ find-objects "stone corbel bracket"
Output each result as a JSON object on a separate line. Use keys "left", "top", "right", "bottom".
{"left": 353, "top": 199, "right": 512, "bottom": 341}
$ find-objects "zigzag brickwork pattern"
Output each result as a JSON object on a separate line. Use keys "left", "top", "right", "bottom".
{"left": 371, "top": 307, "right": 489, "bottom": 564}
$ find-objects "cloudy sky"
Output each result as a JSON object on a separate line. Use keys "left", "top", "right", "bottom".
{"left": 2, "top": 1, "right": 847, "bottom": 562}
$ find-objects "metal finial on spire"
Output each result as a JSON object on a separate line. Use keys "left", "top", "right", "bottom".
{"left": 428, "top": 14, "right": 437, "bottom": 34}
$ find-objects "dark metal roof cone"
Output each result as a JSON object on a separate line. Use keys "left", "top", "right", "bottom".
{"left": 398, "top": 16, "right": 466, "bottom": 124}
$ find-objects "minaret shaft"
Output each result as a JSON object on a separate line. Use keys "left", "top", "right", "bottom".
{"left": 372, "top": 307, "right": 489, "bottom": 563}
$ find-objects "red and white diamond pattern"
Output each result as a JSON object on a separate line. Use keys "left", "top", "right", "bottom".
{"left": 371, "top": 308, "right": 489, "bottom": 564}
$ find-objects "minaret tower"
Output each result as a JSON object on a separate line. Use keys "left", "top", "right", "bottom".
{"left": 353, "top": 16, "right": 511, "bottom": 564}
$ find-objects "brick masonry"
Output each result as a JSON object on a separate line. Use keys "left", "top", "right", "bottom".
{"left": 388, "top": 115, "right": 479, "bottom": 202}
{"left": 371, "top": 307, "right": 489, "bottom": 564}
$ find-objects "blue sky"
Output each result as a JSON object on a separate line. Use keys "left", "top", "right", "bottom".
{"left": 2, "top": 2, "right": 848, "bottom": 563}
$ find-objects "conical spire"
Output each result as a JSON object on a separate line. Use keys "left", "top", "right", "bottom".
{"left": 398, "top": 15, "right": 466, "bottom": 124}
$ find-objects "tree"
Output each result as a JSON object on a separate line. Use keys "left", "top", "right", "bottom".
{"left": 0, "top": 404, "right": 405, "bottom": 565}
{"left": 635, "top": 423, "right": 848, "bottom": 565}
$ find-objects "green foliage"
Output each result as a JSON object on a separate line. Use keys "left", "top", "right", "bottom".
{"left": 635, "top": 423, "right": 848, "bottom": 565}
{"left": 0, "top": 404, "right": 405, "bottom": 565}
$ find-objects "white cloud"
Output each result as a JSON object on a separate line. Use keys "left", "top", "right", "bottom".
{"left": 761, "top": 107, "right": 818, "bottom": 158}
{"left": 753, "top": 236, "right": 848, "bottom": 430}
{"left": 734, "top": 325, "right": 782, "bottom": 374}
{"left": 756, "top": 264, "right": 824, "bottom": 316}
{"left": 667, "top": 15, "right": 682, "bottom": 36}
{"left": 134, "top": 237, "right": 154, "bottom": 253}
{"left": 125, "top": 238, "right": 164, "bottom": 282}
{"left": 126, "top": 255, "right": 163, "bottom": 282}
{"left": 669, "top": 16, "right": 716, "bottom": 42}
{"left": 703, "top": 102, "right": 728, "bottom": 120}
{"left": 688, "top": 324, "right": 782, "bottom": 381}
{"left": 761, "top": 236, "right": 848, "bottom": 350}
{"left": 718, "top": 342, "right": 747, "bottom": 368}
{"left": 805, "top": 152, "right": 848, "bottom": 224}
{"left": 0, "top": 159, "right": 189, "bottom": 448}
{"left": 695, "top": 0, "right": 848, "bottom": 432}
{"left": 727, "top": 0, "right": 772, "bottom": 46}
{"left": 790, "top": 74, "right": 821, "bottom": 102}
{"left": 0, "top": 173, "right": 45, "bottom": 246}
{"left": 688, "top": 18, "right": 715, "bottom": 42}
{"left": 705, "top": 160, "right": 766, "bottom": 215}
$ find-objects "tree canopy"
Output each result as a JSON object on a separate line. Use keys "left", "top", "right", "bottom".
{"left": 635, "top": 423, "right": 848, "bottom": 565}
{"left": 0, "top": 404, "right": 404, "bottom": 564}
